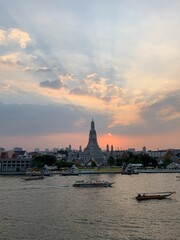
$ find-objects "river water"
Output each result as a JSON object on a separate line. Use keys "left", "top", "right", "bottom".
{"left": 0, "top": 173, "right": 179, "bottom": 240}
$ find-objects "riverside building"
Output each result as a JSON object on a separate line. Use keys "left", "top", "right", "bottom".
{"left": 0, "top": 150, "right": 30, "bottom": 173}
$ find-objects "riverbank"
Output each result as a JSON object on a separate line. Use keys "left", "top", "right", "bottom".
{"left": 137, "top": 169, "right": 180, "bottom": 173}
{"left": 1, "top": 168, "right": 180, "bottom": 175}
{"left": 0, "top": 172, "right": 26, "bottom": 175}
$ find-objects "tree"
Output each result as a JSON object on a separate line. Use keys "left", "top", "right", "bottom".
{"left": 91, "top": 161, "right": 97, "bottom": 167}
{"left": 162, "top": 157, "right": 172, "bottom": 168}
{"left": 31, "top": 155, "right": 57, "bottom": 169}
{"left": 141, "top": 154, "right": 157, "bottom": 168}
{"left": 55, "top": 160, "right": 73, "bottom": 169}
{"left": 108, "top": 156, "right": 115, "bottom": 166}
{"left": 116, "top": 157, "right": 122, "bottom": 166}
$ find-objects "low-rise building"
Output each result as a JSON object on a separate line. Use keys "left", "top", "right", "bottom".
{"left": 0, "top": 150, "right": 30, "bottom": 173}
{"left": 0, "top": 158, "right": 30, "bottom": 172}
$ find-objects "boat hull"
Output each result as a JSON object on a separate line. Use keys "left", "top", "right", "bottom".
{"left": 73, "top": 181, "right": 113, "bottom": 187}
{"left": 24, "top": 176, "right": 44, "bottom": 181}
{"left": 136, "top": 195, "right": 167, "bottom": 201}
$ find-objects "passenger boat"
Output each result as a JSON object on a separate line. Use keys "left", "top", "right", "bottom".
{"left": 61, "top": 165, "right": 80, "bottom": 176}
{"left": 23, "top": 176, "right": 44, "bottom": 181}
{"left": 136, "top": 191, "right": 175, "bottom": 201}
{"left": 73, "top": 180, "right": 113, "bottom": 187}
{"left": 121, "top": 164, "right": 139, "bottom": 175}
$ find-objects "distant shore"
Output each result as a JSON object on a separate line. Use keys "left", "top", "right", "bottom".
{"left": 0, "top": 168, "right": 180, "bottom": 175}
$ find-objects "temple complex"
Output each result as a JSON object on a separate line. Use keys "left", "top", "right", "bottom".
{"left": 83, "top": 119, "right": 103, "bottom": 163}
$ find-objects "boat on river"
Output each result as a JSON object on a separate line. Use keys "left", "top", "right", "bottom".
{"left": 61, "top": 165, "right": 80, "bottom": 176}
{"left": 121, "top": 164, "right": 139, "bottom": 175}
{"left": 23, "top": 176, "right": 44, "bottom": 181}
{"left": 136, "top": 191, "right": 175, "bottom": 201}
{"left": 73, "top": 180, "right": 113, "bottom": 187}
{"left": 61, "top": 169, "right": 79, "bottom": 176}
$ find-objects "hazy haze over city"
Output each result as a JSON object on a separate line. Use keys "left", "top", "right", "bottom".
{"left": 0, "top": 0, "right": 180, "bottom": 151}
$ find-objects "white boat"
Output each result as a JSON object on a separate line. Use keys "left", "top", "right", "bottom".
{"left": 121, "top": 165, "right": 139, "bottom": 175}
{"left": 61, "top": 165, "right": 80, "bottom": 176}
{"left": 73, "top": 180, "right": 113, "bottom": 187}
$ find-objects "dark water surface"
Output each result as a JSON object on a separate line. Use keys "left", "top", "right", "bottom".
{"left": 0, "top": 173, "right": 179, "bottom": 240}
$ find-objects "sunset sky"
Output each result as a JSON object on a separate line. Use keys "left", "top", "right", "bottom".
{"left": 0, "top": 0, "right": 180, "bottom": 151}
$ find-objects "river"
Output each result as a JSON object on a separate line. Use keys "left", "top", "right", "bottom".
{"left": 0, "top": 173, "right": 179, "bottom": 240}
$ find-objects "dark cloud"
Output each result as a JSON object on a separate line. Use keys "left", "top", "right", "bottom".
{"left": 141, "top": 92, "right": 180, "bottom": 121}
{"left": 24, "top": 65, "right": 65, "bottom": 86}
{"left": 0, "top": 103, "right": 110, "bottom": 137}
{"left": 39, "top": 79, "right": 63, "bottom": 89}
{"left": 0, "top": 90, "right": 179, "bottom": 139}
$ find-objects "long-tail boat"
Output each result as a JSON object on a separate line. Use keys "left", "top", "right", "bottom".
{"left": 136, "top": 191, "right": 175, "bottom": 201}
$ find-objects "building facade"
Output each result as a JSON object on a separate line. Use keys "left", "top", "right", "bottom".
{"left": 0, "top": 150, "right": 30, "bottom": 173}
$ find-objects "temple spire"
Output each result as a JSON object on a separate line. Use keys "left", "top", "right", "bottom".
{"left": 91, "top": 118, "right": 95, "bottom": 131}
{"left": 84, "top": 119, "right": 103, "bottom": 163}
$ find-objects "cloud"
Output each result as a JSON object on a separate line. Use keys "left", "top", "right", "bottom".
{"left": 70, "top": 88, "right": 89, "bottom": 96}
{"left": 0, "top": 103, "right": 109, "bottom": 136}
{"left": 141, "top": 91, "right": 180, "bottom": 123}
{"left": 8, "top": 28, "right": 31, "bottom": 48}
{"left": 39, "top": 79, "right": 64, "bottom": 89}
{"left": 0, "top": 53, "right": 22, "bottom": 65}
{"left": 36, "top": 67, "right": 52, "bottom": 73}
{"left": 0, "top": 28, "right": 31, "bottom": 49}
{"left": 108, "top": 90, "right": 180, "bottom": 135}
{"left": 69, "top": 73, "right": 123, "bottom": 103}
{"left": 0, "top": 29, "right": 5, "bottom": 43}
{"left": 0, "top": 91, "right": 179, "bottom": 140}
